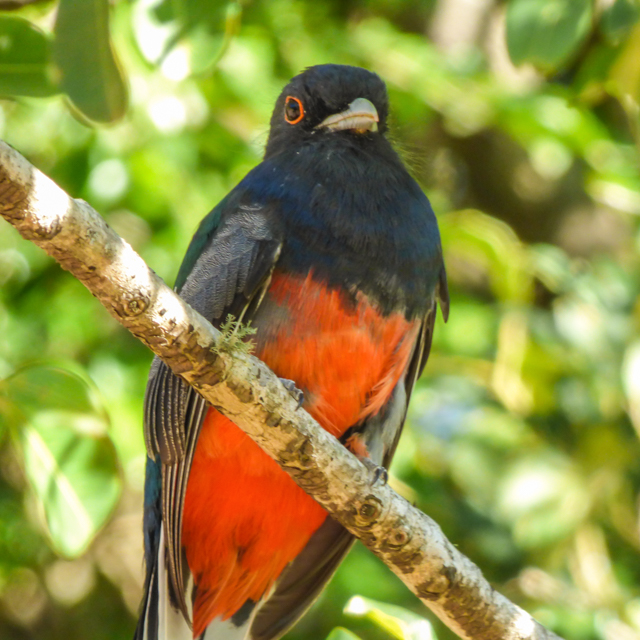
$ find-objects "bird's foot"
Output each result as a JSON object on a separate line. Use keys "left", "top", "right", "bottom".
{"left": 279, "top": 378, "right": 304, "bottom": 409}
{"left": 360, "top": 457, "right": 389, "bottom": 486}
{"left": 345, "top": 434, "right": 388, "bottom": 486}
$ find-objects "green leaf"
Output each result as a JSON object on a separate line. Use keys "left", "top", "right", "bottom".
{"left": 156, "top": 0, "right": 227, "bottom": 32}
{"left": 53, "top": 0, "right": 128, "bottom": 123}
{"left": 506, "top": 0, "right": 593, "bottom": 72}
{"left": 325, "top": 629, "right": 363, "bottom": 640}
{"left": 135, "top": 0, "right": 241, "bottom": 74}
{"left": 439, "top": 210, "right": 533, "bottom": 304}
{"left": 572, "top": 42, "right": 620, "bottom": 102}
{"left": 344, "top": 596, "right": 436, "bottom": 640}
{"left": 2, "top": 364, "right": 103, "bottom": 416}
{"left": 601, "top": 0, "right": 640, "bottom": 44}
{"left": 21, "top": 413, "right": 121, "bottom": 557}
{"left": 0, "top": 16, "right": 58, "bottom": 97}
{"left": 608, "top": 20, "right": 640, "bottom": 102}
{"left": 0, "top": 365, "right": 121, "bottom": 557}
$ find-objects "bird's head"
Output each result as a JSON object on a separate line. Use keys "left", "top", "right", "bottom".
{"left": 264, "top": 64, "right": 390, "bottom": 158}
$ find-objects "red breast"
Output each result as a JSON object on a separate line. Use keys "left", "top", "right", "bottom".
{"left": 183, "top": 271, "right": 419, "bottom": 635}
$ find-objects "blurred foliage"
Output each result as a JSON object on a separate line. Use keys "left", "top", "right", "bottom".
{"left": 0, "top": 366, "right": 121, "bottom": 558}
{"left": 343, "top": 596, "right": 436, "bottom": 640}
{"left": 1, "top": 1, "right": 640, "bottom": 640}
{"left": 325, "top": 629, "right": 364, "bottom": 640}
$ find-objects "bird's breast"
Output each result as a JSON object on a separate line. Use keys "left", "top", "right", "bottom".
{"left": 251, "top": 270, "right": 420, "bottom": 437}
{"left": 183, "top": 270, "right": 420, "bottom": 633}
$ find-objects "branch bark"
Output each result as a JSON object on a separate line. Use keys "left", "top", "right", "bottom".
{"left": 0, "top": 139, "right": 563, "bottom": 640}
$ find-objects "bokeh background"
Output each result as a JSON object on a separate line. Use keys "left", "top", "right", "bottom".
{"left": 1, "top": 1, "right": 640, "bottom": 639}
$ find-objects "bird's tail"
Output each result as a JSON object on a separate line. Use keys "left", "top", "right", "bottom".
{"left": 134, "top": 523, "right": 257, "bottom": 640}
{"left": 134, "top": 524, "right": 192, "bottom": 640}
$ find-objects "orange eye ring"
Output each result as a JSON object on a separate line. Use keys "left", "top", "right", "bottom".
{"left": 284, "top": 96, "right": 304, "bottom": 124}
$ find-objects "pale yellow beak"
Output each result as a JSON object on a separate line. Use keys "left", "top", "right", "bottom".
{"left": 317, "top": 97, "right": 379, "bottom": 133}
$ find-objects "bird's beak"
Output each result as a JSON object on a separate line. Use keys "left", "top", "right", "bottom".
{"left": 317, "top": 98, "right": 379, "bottom": 133}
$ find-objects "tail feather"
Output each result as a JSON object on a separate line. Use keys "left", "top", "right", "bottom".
{"left": 133, "top": 562, "right": 157, "bottom": 640}
{"left": 200, "top": 617, "right": 255, "bottom": 640}
{"left": 135, "top": 524, "right": 192, "bottom": 640}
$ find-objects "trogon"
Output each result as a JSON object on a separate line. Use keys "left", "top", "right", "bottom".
{"left": 135, "top": 64, "right": 449, "bottom": 640}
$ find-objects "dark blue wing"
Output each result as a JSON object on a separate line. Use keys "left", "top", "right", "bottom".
{"left": 141, "top": 193, "right": 283, "bottom": 624}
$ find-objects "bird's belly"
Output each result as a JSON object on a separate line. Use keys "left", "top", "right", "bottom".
{"left": 183, "top": 271, "right": 418, "bottom": 634}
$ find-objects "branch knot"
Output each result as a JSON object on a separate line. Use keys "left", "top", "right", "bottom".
{"left": 355, "top": 494, "right": 383, "bottom": 527}
{"left": 124, "top": 296, "right": 149, "bottom": 316}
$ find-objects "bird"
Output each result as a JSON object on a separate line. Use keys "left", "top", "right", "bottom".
{"left": 135, "top": 63, "right": 448, "bottom": 640}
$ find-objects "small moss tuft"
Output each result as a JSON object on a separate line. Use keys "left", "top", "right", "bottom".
{"left": 213, "top": 314, "right": 257, "bottom": 356}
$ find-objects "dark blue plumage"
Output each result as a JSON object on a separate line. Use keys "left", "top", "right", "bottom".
{"left": 178, "top": 126, "right": 444, "bottom": 318}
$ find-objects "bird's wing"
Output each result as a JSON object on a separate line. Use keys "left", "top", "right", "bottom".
{"left": 143, "top": 196, "right": 283, "bottom": 620}
{"left": 382, "top": 264, "right": 448, "bottom": 468}
{"left": 250, "top": 266, "right": 449, "bottom": 640}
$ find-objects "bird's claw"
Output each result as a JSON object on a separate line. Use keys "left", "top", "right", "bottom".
{"left": 372, "top": 466, "right": 389, "bottom": 486}
{"left": 360, "top": 457, "right": 389, "bottom": 486}
{"left": 280, "top": 378, "right": 304, "bottom": 409}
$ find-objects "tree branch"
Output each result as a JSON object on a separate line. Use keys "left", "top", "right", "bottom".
{"left": 0, "top": 139, "right": 563, "bottom": 640}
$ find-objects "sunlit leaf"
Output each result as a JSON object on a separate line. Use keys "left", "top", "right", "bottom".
{"left": 0, "top": 16, "right": 58, "bottom": 97}
{"left": 439, "top": 210, "right": 533, "bottom": 303}
{"left": 135, "top": 0, "right": 241, "bottom": 74}
{"left": 344, "top": 596, "right": 436, "bottom": 640}
{"left": 506, "top": 0, "right": 593, "bottom": 72}
{"left": 325, "top": 628, "right": 363, "bottom": 640}
{"left": 496, "top": 455, "right": 590, "bottom": 547}
{"left": 21, "top": 413, "right": 121, "bottom": 557}
{"left": 53, "top": 0, "right": 128, "bottom": 123}
{"left": 0, "top": 366, "right": 121, "bottom": 557}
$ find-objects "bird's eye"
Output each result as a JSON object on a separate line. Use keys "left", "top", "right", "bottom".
{"left": 284, "top": 96, "right": 304, "bottom": 124}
